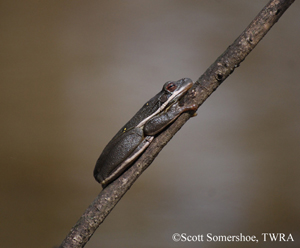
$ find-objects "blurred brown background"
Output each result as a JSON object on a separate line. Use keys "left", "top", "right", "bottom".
{"left": 1, "top": 1, "right": 299, "bottom": 248}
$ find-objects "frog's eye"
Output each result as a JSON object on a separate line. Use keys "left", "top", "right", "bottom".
{"left": 166, "top": 82, "right": 177, "bottom": 92}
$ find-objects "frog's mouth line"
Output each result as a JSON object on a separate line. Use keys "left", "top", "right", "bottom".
{"left": 136, "top": 80, "right": 193, "bottom": 128}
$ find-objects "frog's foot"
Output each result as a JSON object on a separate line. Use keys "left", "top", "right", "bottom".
{"left": 181, "top": 103, "right": 198, "bottom": 116}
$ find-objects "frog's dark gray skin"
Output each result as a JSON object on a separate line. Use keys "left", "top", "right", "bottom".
{"left": 94, "top": 78, "right": 196, "bottom": 188}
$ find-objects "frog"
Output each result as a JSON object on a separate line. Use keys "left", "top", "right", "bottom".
{"left": 94, "top": 78, "right": 196, "bottom": 187}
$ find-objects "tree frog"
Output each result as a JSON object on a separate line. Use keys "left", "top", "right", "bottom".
{"left": 94, "top": 78, "right": 196, "bottom": 187}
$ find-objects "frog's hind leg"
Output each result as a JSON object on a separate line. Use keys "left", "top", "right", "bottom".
{"left": 101, "top": 136, "right": 154, "bottom": 187}
{"left": 121, "top": 136, "right": 154, "bottom": 168}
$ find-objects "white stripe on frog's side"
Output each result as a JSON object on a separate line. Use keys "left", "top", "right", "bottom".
{"left": 136, "top": 84, "right": 189, "bottom": 128}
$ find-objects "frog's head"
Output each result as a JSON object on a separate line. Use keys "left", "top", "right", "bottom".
{"left": 160, "top": 78, "right": 193, "bottom": 106}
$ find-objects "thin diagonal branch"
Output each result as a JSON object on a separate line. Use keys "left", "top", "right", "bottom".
{"left": 59, "top": 0, "right": 295, "bottom": 247}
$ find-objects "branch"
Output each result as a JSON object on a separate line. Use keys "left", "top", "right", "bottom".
{"left": 59, "top": 0, "right": 295, "bottom": 247}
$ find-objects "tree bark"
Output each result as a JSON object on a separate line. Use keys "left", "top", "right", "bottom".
{"left": 59, "top": 0, "right": 295, "bottom": 247}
